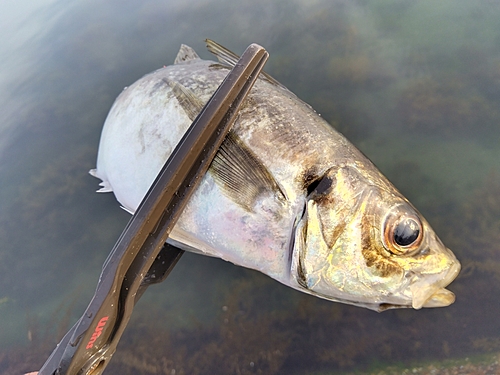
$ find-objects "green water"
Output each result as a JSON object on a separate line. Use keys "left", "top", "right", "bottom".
{"left": 1, "top": 0, "right": 500, "bottom": 374}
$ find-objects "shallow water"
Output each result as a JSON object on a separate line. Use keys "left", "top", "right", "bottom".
{"left": 1, "top": 0, "right": 500, "bottom": 374}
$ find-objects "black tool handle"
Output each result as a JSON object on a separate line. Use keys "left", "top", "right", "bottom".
{"left": 38, "top": 43, "right": 268, "bottom": 375}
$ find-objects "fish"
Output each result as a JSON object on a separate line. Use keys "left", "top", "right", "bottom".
{"left": 90, "top": 40, "right": 460, "bottom": 312}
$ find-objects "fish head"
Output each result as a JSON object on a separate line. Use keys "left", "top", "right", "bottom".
{"left": 291, "top": 165, "right": 460, "bottom": 311}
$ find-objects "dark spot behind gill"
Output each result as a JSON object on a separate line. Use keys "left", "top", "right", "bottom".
{"left": 306, "top": 178, "right": 321, "bottom": 196}
{"left": 314, "top": 176, "right": 333, "bottom": 195}
{"left": 306, "top": 175, "right": 333, "bottom": 198}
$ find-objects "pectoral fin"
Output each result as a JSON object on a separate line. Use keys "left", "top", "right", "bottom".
{"left": 211, "top": 132, "right": 286, "bottom": 211}
{"left": 166, "top": 78, "right": 286, "bottom": 212}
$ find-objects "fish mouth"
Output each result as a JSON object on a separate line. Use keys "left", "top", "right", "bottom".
{"left": 418, "top": 287, "right": 456, "bottom": 308}
{"left": 376, "top": 290, "right": 454, "bottom": 311}
{"left": 409, "top": 254, "right": 461, "bottom": 309}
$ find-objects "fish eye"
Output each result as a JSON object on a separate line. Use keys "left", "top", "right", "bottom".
{"left": 394, "top": 218, "right": 420, "bottom": 246}
{"left": 384, "top": 213, "right": 423, "bottom": 255}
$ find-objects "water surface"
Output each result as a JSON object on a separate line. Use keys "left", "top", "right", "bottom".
{"left": 1, "top": 1, "right": 500, "bottom": 374}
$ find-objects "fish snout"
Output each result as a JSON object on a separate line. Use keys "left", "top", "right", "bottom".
{"left": 410, "top": 250, "right": 461, "bottom": 309}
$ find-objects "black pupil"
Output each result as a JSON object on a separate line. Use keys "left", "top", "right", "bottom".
{"left": 394, "top": 218, "right": 420, "bottom": 247}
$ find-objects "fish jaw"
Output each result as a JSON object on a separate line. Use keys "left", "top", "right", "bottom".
{"left": 409, "top": 248, "right": 460, "bottom": 309}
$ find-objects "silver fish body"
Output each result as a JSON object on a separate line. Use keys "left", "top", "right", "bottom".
{"left": 90, "top": 41, "right": 460, "bottom": 311}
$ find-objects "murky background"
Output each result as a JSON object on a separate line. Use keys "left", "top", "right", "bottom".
{"left": 1, "top": 0, "right": 500, "bottom": 374}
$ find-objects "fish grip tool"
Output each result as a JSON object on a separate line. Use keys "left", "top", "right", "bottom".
{"left": 38, "top": 43, "right": 269, "bottom": 375}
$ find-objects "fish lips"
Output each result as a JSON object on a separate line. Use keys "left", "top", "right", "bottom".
{"left": 409, "top": 251, "right": 461, "bottom": 309}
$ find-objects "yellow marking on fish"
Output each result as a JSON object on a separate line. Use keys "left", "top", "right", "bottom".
{"left": 334, "top": 168, "right": 352, "bottom": 202}
{"left": 361, "top": 210, "right": 402, "bottom": 278}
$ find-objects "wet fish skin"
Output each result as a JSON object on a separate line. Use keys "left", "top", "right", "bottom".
{"left": 90, "top": 41, "right": 460, "bottom": 311}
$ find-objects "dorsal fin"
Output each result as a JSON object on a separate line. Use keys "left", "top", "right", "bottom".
{"left": 165, "top": 77, "right": 286, "bottom": 211}
{"left": 205, "top": 39, "right": 290, "bottom": 91}
{"left": 206, "top": 39, "right": 240, "bottom": 67}
{"left": 174, "top": 44, "right": 201, "bottom": 64}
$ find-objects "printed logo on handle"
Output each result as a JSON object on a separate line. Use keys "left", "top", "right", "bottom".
{"left": 86, "top": 316, "right": 109, "bottom": 349}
